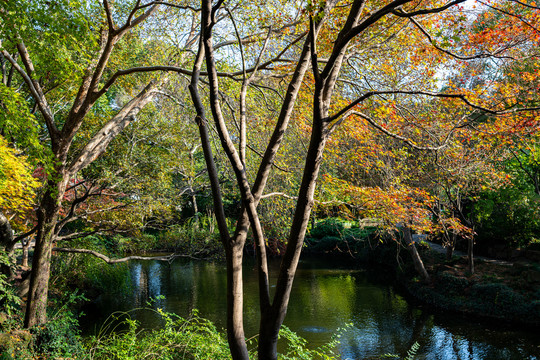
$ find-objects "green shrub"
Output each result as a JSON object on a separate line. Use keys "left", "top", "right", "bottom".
{"left": 32, "top": 310, "right": 84, "bottom": 358}
{"left": 310, "top": 218, "right": 347, "bottom": 239}
{"left": 438, "top": 272, "right": 470, "bottom": 292}
{"left": 87, "top": 309, "right": 231, "bottom": 360}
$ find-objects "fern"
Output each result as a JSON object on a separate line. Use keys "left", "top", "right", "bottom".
{"left": 404, "top": 341, "right": 420, "bottom": 360}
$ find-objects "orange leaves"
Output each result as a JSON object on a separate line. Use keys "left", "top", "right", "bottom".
{"left": 321, "top": 174, "right": 434, "bottom": 232}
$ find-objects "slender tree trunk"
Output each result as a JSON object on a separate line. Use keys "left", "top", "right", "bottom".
{"left": 446, "top": 245, "right": 454, "bottom": 261}
{"left": 188, "top": 38, "right": 249, "bottom": 359}
{"left": 258, "top": 118, "right": 330, "bottom": 360}
{"left": 445, "top": 232, "right": 455, "bottom": 261}
{"left": 22, "top": 240, "right": 30, "bottom": 268}
{"left": 0, "top": 212, "right": 16, "bottom": 254}
{"left": 403, "top": 226, "right": 430, "bottom": 283}
{"left": 467, "top": 237, "right": 474, "bottom": 274}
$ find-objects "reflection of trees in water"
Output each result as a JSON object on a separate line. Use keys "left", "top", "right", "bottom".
{"left": 131, "top": 261, "right": 162, "bottom": 307}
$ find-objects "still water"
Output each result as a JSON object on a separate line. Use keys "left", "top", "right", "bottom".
{"left": 80, "top": 256, "right": 540, "bottom": 359}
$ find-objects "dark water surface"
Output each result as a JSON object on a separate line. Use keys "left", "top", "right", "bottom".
{"left": 80, "top": 256, "right": 540, "bottom": 359}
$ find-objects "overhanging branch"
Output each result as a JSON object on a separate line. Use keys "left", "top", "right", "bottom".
{"left": 52, "top": 248, "right": 203, "bottom": 263}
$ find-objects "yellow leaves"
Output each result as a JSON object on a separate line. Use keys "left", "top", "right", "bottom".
{"left": 0, "top": 136, "right": 40, "bottom": 218}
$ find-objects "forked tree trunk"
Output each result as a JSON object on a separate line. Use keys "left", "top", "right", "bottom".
{"left": 188, "top": 38, "right": 249, "bottom": 359}
{"left": 258, "top": 97, "right": 330, "bottom": 360}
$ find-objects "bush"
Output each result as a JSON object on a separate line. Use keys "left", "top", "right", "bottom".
{"left": 307, "top": 218, "right": 378, "bottom": 254}
{"left": 87, "top": 309, "right": 231, "bottom": 360}
{"left": 310, "top": 218, "right": 347, "bottom": 239}
{"left": 438, "top": 272, "right": 470, "bottom": 293}
{"left": 32, "top": 310, "right": 84, "bottom": 358}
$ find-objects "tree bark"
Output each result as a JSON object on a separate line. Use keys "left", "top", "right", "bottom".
{"left": 0, "top": 211, "right": 15, "bottom": 255}
{"left": 445, "top": 245, "right": 454, "bottom": 261}
{"left": 258, "top": 118, "right": 329, "bottom": 360}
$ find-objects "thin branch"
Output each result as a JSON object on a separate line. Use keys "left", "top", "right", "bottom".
{"left": 348, "top": 110, "right": 451, "bottom": 150}
{"left": 508, "top": 0, "right": 540, "bottom": 9}
{"left": 52, "top": 248, "right": 203, "bottom": 263}
{"left": 246, "top": 143, "right": 290, "bottom": 172}
{"left": 1, "top": 49, "right": 59, "bottom": 141}
{"left": 391, "top": 0, "right": 465, "bottom": 17}
{"left": 260, "top": 192, "right": 296, "bottom": 200}
{"left": 136, "top": 1, "right": 200, "bottom": 12}
{"left": 476, "top": 0, "right": 540, "bottom": 34}
{"left": 328, "top": 89, "right": 540, "bottom": 123}
{"left": 103, "top": 0, "right": 116, "bottom": 30}
{"left": 408, "top": 17, "right": 516, "bottom": 61}
{"left": 14, "top": 225, "right": 38, "bottom": 243}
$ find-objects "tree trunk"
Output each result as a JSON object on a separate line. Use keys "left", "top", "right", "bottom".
{"left": 22, "top": 240, "right": 30, "bottom": 268}
{"left": 258, "top": 116, "right": 330, "bottom": 360}
{"left": 445, "top": 232, "right": 455, "bottom": 261}
{"left": 467, "top": 237, "right": 474, "bottom": 274}
{"left": 24, "top": 186, "right": 62, "bottom": 328}
{"left": 188, "top": 37, "right": 249, "bottom": 359}
{"left": 445, "top": 245, "right": 453, "bottom": 261}
{"left": 225, "top": 240, "right": 248, "bottom": 360}
{"left": 403, "top": 227, "right": 430, "bottom": 283}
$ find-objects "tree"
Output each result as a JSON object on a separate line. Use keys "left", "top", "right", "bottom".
{"left": 186, "top": 1, "right": 540, "bottom": 358}
{"left": 0, "top": 0, "right": 168, "bottom": 327}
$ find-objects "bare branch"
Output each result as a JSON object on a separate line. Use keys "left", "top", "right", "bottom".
{"left": 329, "top": 89, "right": 540, "bottom": 123}
{"left": 136, "top": 1, "right": 200, "bottom": 12}
{"left": 118, "top": 1, "right": 159, "bottom": 35}
{"left": 52, "top": 248, "right": 203, "bottom": 263}
{"left": 260, "top": 192, "right": 297, "bottom": 200}
{"left": 14, "top": 225, "right": 38, "bottom": 243}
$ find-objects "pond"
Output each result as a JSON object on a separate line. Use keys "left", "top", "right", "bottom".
{"left": 80, "top": 256, "right": 540, "bottom": 359}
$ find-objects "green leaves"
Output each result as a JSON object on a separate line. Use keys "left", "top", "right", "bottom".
{"left": 0, "top": 0, "right": 99, "bottom": 81}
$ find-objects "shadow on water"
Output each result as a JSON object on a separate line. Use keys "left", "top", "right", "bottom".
{"left": 80, "top": 256, "right": 540, "bottom": 359}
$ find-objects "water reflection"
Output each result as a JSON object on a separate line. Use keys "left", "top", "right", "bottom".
{"left": 82, "top": 257, "right": 540, "bottom": 359}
